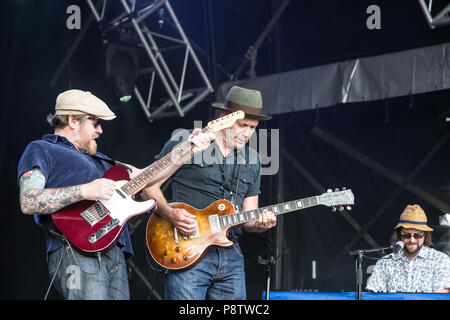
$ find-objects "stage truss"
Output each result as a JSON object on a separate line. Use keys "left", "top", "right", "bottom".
{"left": 86, "top": 0, "right": 213, "bottom": 122}
{"left": 418, "top": 0, "right": 450, "bottom": 28}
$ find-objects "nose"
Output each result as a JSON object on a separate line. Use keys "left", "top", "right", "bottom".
{"left": 96, "top": 124, "right": 103, "bottom": 134}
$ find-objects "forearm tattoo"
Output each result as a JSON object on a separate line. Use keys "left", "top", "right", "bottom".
{"left": 19, "top": 168, "right": 83, "bottom": 214}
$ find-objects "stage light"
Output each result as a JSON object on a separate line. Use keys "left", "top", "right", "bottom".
{"left": 105, "top": 43, "right": 139, "bottom": 103}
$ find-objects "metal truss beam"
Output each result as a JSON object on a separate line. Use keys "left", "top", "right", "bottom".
{"left": 418, "top": 0, "right": 450, "bottom": 28}
{"left": 86, "top": 0, "right": 213, "bottom": 122}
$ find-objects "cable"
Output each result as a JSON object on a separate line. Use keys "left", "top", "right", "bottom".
{"left": 143, "top": 240, "right": 166, "bottom": 300}
{"left": 44, "top": 246, "right": 64, "bottom": 300}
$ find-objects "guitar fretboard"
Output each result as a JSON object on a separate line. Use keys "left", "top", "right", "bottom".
{"left": 120, "top": 140, "right": 192, "bottom": 196}
{"left": 112, "top": 111, "right": 244, "bottom": 196}
{"left": 219, "top": 196, "right": 320, "bottom": 228}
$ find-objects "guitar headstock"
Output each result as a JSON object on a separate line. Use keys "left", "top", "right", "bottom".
{"left": 207, "top": 110, "right": 245, "bottom": 132}
{"left": 318, "top": 188, "right": 354, "bottom": 212}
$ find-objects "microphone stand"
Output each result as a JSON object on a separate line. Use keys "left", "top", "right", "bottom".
{"left": 348, "top": 246, "right": 392, "bottom": 300}
{"left": 258, "top": 256, "right": 275, "bottom": 300}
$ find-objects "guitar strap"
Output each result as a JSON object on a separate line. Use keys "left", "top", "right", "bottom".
{"left": 219, "top": 162, "right": 242, "bottom": 208}
{"left": 88, "top": 153, "right": 133, "bottom": 173}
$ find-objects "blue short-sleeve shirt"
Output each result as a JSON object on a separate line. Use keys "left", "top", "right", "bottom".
{"left": 17, "top": 134, "right": 133, "bottom": 259}
{"left": 154, "top": 130, "right": 261, "bottom": 241}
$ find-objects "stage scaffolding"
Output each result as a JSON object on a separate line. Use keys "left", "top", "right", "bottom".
{"left": 418, "top": 0, "right": 450, "bottom": 28}
{"left": 86, "top": 0, "right": 213, "bottom": 122}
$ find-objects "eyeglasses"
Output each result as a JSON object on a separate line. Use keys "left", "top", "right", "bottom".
{"left": 399, "top": 233, "right": 425, "bottom": 240}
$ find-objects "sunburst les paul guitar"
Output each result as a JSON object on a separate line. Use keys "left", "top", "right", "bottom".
{"left": 146, "top": 189, "right": 355, "bottom": 271}
{"left": 51, "top": 111, "right": 245, "bottom": 253}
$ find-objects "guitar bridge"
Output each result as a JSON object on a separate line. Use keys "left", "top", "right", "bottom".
{"left": 88, "top": 219, "right": 120, "bottom": 243}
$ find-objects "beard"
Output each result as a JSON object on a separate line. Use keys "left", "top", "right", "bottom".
{"left": 404, "top": 242, "right": 423, "bottom": 256}
{"left": 80, "top": 138, "right": 98, "bottom": 155}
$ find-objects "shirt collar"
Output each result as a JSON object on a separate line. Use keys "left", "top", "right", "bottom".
{"left": 416, "top": 246, "right": 431, "bottom": 259}
{"left": 42, "top": 134, "right": 77, "bottom": 150}
{"left": 395, "top": 245, "right": 431, "bottom": 261}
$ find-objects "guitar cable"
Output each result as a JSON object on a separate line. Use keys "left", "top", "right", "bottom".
{"left": 43, "top": 237, "right": 105, "bottom": 300}
{"left": 44, "top": 242, "right": 65, "bottom": 300}
{"left": 143, "top": 240, "right": 166, "bottom": 300}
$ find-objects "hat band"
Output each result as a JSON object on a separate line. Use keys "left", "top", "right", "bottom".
{"left": 399, "top": 220, "right": 427, "bottom": 225}
{"left": 224, "top": 101, "right": 263, "bottom": 116}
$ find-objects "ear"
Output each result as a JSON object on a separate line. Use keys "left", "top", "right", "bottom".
{"left": 67, "top": 114, "right": 81, "bottom": 130}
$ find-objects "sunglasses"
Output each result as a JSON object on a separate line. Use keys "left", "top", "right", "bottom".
{"left": 87, "top": 116, "right": 102, "bottom": 128}
{"left": 399, "top": 232, "right": 425, "bottom": 240}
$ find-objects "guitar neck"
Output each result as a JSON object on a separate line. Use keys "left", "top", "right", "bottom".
{"left": 120, "top": 138, "right": 195, "bottom": 196}
{"left": 219, "top": 196, "right": 321, "bottom": 228}
{"left": 114, "top": 111, "right": 245, "bottom": 196}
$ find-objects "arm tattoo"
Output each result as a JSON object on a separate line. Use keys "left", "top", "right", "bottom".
{"left": 19, "top": 167, "right": 83, "bottom": 214}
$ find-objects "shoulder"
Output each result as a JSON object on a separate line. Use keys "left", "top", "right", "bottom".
{"left": 423, "top": 246, "right": 450, "bottom": 261}
{"left": 20, "top": 139, "right": 51, "bottom": 159}
{"left": 154, "top": 128, "right": 193, "bottom": 160}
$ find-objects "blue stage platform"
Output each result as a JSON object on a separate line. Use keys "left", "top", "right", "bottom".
{"left": 263, "top": 291, "right": 450, "bottom": 300}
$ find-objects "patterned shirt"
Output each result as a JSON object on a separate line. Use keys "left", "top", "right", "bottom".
{"left": 366, "top": 246, "right": 450, "bottom": 293}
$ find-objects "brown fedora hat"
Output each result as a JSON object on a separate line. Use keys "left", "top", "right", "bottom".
{"left": 212, "top": 86, "right": 272, "bottom": 121}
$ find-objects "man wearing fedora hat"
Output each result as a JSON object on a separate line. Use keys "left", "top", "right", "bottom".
{"left": 366, "top": 204, "right": 450, "bottom": 293}
{"left": 17, "top": 89, "right": 215, "bottom": 300}
{"left": 143, "top": 86, "right": 277, "bottom": 299}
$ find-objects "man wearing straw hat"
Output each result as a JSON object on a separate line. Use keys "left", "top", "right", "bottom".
{"left": 366, "top": 204, "right": 450, "bottom": 293}
{"left": 143, "top": 86, "right": 277, "bottom": 299}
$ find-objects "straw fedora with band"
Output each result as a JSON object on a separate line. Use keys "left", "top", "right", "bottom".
{"left": 395, "top": 204, "right": 433, "bottom": 232}
{"left": 55, "top": 89, "right": 116, "bottom": 121}
{"left": 212, "top": 86, "right": 272, "bottom": 121}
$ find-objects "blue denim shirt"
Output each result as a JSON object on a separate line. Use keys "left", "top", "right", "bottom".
{"left": 17, "top": 134, "right": 133, "bottom": 259}
{"left": 154, "top": 131, "right": 261, "bottom": 241}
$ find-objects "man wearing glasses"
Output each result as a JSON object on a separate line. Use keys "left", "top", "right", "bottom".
{"left": 17, "top": 89, "right": 214, "bottom": 299}
{"left": 366, "top": 204, "right": 450, "bottom": 293}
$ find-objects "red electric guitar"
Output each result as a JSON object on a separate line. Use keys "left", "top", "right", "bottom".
{"left": 51, "top": 110, "right": 245, "bottom": 253}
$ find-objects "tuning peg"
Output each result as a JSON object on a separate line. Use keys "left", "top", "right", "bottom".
{"left": 342, "top": 187, "right": 346, "bottom": 190}
{"left": 335, "top": 188, "right": 340, "bottom": 192}
{"left": 339, "top": 206, "right": 344, "bottom": 211}
{"left": 327, "top": 189, "right": 332, "bottom": 193}
{"left": 332, "top": 207, "right": 337, "bottom": 212}
{"left": 346, "top": 206, "right": 352, "bottom": 211}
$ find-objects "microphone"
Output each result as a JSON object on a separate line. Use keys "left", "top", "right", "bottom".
{"left": 393, "top": 241, "right": 404, "bottom": 254}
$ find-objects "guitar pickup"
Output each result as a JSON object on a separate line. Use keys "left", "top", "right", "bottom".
{"left": 208, "top": 214, "right": 221, "bottom": 233}
{"left": 189, "top": 220, "right": 199, "bottom": 239}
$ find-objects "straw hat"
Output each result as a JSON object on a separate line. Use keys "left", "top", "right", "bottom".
{"left": 212, "top": 86, "right": 272, "bottom": 121}
{"left": 395, "top": 204, "right": 433, "bottom": 231}
{"left": 55, "top": 89, "right": 116, "bottom": 120}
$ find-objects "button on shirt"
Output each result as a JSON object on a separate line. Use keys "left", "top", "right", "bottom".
{"left": 366, "top": 246, "right": 450, "bottom": 293}
{"left": 17, "top": 134, "right": 133, "bottom": 259}
{"left": 154, "top": 131, "right": 261, "bottom": 241}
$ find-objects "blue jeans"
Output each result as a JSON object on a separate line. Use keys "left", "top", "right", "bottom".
{"left": 164, "top": 243, "right": 246, "bottom": 300}
{"left": 47, "top": 244, "right": 130, "bottom": 300}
